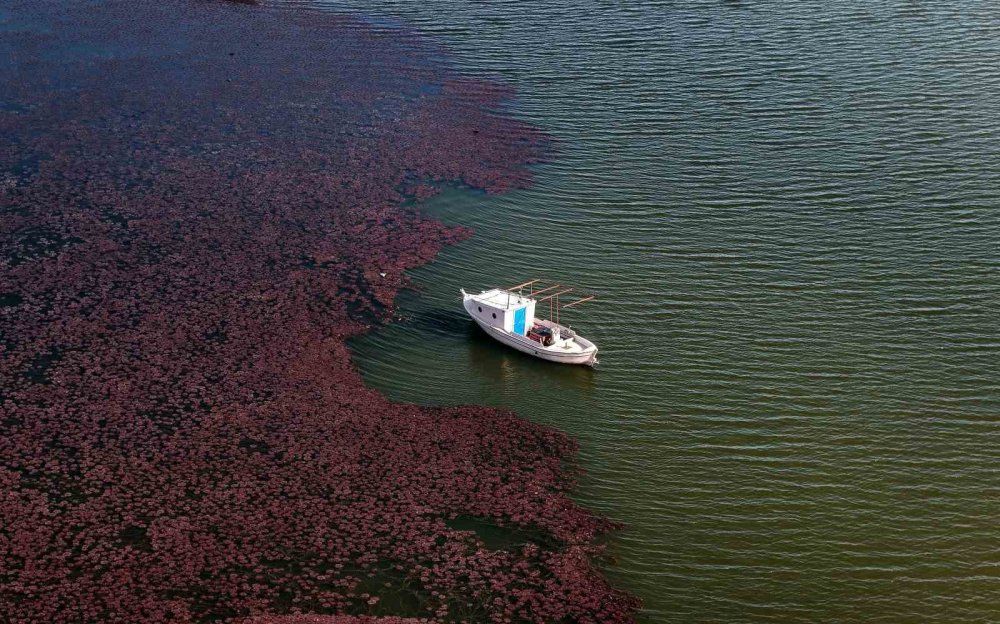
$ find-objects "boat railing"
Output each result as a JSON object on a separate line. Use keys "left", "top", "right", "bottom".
{"left": 501, "top": 278, "right": 597, "bottom": 326}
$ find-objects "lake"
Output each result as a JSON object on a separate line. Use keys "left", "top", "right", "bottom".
{"left": 345, "top": 1, "right": 1000, "bottom": 622}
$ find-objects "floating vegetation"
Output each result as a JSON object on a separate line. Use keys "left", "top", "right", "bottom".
{"left": 0, "top": 1, "right": 636, "bottom": 623}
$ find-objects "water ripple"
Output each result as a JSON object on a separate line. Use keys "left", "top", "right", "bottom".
{"left": 337, "top": 1, "right": 1000, "bottom": 621}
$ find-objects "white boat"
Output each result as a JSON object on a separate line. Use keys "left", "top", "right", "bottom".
{"left": 461, "top": 280, "right": 599, "bottom": 367}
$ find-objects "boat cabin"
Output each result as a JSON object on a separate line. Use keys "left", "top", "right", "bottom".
{"left": 466, "top": 288, "right": 537, "bottom": 336}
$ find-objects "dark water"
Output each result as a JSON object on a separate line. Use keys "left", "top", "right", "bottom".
{"left": 343, "top": 2, "right": 1000, "bottom": 622}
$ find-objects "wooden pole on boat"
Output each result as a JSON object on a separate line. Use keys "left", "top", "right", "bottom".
{"left": 527, "top": 284, "right": 561, "bottom": 298}
{"left": 535, "top": 288, "right": 572, "bottom": 322}
{"left": 562, "top": 295, "right": 595, "bottom": 309}
{"left": 535, "top": 289, "right": 573, "bottom": 302}
{"left": 506, "top": 279, "right": 539, "bottom": 291}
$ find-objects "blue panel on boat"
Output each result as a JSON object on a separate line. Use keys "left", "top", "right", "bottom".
{"left": 513, "top": 306, "right": 526, "bottom": 335}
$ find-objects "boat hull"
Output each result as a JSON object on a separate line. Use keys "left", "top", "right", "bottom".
{"left": 464, "top": 296, "right": 598, "bottom": 366}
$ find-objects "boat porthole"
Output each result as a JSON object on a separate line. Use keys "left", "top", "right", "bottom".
{"left": 478, "top": 306, "right": 482, "bottom": 312}
{"left": 492, "top": 313, "right": 496, "bottom": 319}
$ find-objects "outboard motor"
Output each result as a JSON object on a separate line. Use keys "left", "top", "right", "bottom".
{"left": 546, "top": 326, "right": 560, "bottom": 346}
{"left": 536, "top": 326, "right": 556, "bottom": 346}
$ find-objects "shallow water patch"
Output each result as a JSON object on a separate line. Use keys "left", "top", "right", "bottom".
{"left": 446, "top": 514, "right": 561, "bottom": 552}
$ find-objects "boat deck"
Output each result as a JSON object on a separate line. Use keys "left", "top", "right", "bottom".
{"left": 526, "top": 321, "right": 588, "bottom": 353}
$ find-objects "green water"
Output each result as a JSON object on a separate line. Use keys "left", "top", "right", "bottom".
{"left": 343, "top": 2, "right": 1000, "bottom": 621}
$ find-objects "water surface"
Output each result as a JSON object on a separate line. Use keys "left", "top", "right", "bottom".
{"left": 346, "top": 2, "right": 1000, "bottom": 621}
